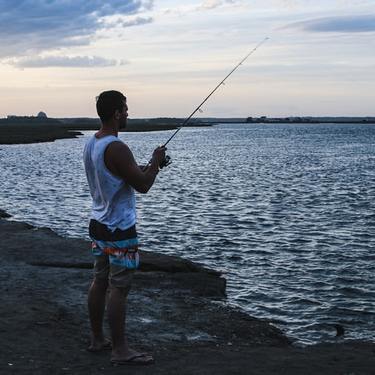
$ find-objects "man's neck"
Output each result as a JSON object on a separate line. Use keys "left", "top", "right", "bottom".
{"left": 95, "top": 122, "right": 118, "bottom": 138}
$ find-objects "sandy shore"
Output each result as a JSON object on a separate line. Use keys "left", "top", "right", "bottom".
{"left": 0, "top": 209, "right": 374, "bottom": 374}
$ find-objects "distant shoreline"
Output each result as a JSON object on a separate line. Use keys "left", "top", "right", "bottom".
{"left": 0, "top": 124, "right": 83, "bottom": 145}
{"left": 0, "top": 117, "right": 212, "bottom": 145}
{"left": 0, "top": 116, "right": 374, "bottom": 145}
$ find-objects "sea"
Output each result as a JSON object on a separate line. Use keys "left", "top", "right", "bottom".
{"left": 0, "top": 122, "right": 374, "bottom": 346}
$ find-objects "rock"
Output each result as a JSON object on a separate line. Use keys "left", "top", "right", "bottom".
{"left": 1, "top": 216, "right": 374, "bottom": 374}
{"left": 0, "top": 209, "right": 11, "bottom": 218}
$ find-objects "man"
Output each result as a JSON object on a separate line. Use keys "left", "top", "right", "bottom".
{"left": 83, "top": 90, "right": 166, "bottom": 365}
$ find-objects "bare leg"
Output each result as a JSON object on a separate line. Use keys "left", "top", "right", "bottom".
{"left": 107, "top": 285, "right": 130, "bottom": 356}
{"left": 107, "top": 285, "right": 153, "bottom": 364}
{"left": 88, "top": 277, "right": 109, "bottom": 350}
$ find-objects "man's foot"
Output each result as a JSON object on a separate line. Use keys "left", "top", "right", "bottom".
{"left": 111, "top": 348, "right": 154, "bottom": 366}
{"left": 87, "top": 338, "right": 112, "bottom": 353}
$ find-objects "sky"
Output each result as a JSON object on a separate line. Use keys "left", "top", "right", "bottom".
{"left": 0, "top": 0, "right": 374, "bottom": 118}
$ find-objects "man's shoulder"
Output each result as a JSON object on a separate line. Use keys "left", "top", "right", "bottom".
{"left": 105, "top": 139, "right": 133, "bottom": 165}
{"left": 106, "top": 138, "right": 129, "bottom": 152}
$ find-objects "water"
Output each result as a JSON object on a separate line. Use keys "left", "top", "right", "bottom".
{"left": 0, "top": 123, "right": 374, "bottom": 345}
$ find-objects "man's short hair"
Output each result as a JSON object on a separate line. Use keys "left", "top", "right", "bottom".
{"left": 96, "top": 90, "right": 126, "bottom": 122}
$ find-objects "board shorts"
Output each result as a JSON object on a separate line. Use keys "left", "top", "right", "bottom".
{"left": 89, "top": 219, "right": 139, "bottom": 289}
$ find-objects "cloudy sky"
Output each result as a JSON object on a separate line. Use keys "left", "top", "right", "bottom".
{"left": 0, "top": 0, "right": 374, "bottom": 118}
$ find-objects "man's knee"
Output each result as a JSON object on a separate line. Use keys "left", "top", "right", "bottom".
{"left": 109, "top": 283, "right": 131, "bottom": 298}
{"left": 109, "top": 268, "right": 134, "bottom": 295}
{"left": 92, "top": 276, "right": 109, "bottom": 290}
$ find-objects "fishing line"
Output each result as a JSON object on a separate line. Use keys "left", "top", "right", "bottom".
{"left": 163, "top": 36, "right": 270, "bottom": 147}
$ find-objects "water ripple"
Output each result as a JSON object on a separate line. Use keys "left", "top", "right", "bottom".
{"left": 0, "top": 123, "right": 374, "bottom": 345}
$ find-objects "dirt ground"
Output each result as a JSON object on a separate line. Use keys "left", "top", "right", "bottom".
{"left": 1, "top": 211, "right": 374, "bottom": 374}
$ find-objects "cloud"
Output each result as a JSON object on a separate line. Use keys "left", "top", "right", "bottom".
{"left": 287, "top": 14, "right": 375, "bottom": 33}
{"left": 105, "top": 15, "right": 153, "bottom": 28}
{"left": 121, "top": 15, "right": 153, "bottom": 27}
{"left": 197, "top": 0, "right": 237, "bottom": 11}
{"left": 163, "top": 0, "right": 238, "bottom": 15}
{"left": 199, "top": 0, "right": 226, "bottom": 10}
{"left": 8, "top": 55, "right": 127, "bottom": 69}
{"left": 0, "top": 0, "right": 153, "bottom": 58}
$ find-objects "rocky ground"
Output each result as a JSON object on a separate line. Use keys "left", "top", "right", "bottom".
{"left": 0, "top": 209, "right": 374, "bottom": 374}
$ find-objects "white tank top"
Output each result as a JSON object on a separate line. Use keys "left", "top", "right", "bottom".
{"left": 83, "top": 135, "right": 136, "bottom": 231}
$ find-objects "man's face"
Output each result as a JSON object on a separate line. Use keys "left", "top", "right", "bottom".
{"left": 119, "top": 100, "right": 128, "bottom": 129}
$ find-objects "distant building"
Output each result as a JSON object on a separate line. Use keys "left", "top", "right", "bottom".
{"left": 2, "top": 113, "right": 60, "bottom": 125}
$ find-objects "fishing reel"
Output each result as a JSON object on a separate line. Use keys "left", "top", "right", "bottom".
{"left": 159, "top": 155, "right": 172, "bottom": 169}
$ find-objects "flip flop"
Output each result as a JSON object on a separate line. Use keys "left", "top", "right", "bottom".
{"left": 111, "top": 353, "right": 154, "bottom": 366}
{"left": 87, "top": 339, "right": 112, "bottom": 353}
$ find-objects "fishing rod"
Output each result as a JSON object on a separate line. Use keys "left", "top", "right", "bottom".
{"left": 151, "top": 36, "right": 269, "bottom": 169}
{"left": 163, "top": 36, "right": 270, "bottom": 148}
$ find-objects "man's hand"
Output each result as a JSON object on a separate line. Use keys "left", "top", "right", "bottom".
{"left": 152, "top": 146, "right": 167, "bottom": 168}
{"left": 159, "top": 155, "right": 171, "bottom": 169}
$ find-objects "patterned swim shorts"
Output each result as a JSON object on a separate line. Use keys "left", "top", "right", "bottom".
{"left": 89, "top": 219, "right": 139, "bottom": 288}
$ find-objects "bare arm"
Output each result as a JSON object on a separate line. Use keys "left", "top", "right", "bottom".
{"left": 104, "top": 141, "right": 165, "bottom": 194}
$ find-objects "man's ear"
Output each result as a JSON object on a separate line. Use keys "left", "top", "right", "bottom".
{"left": 114, "top": 110, "right": 121, "bottom": 120}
